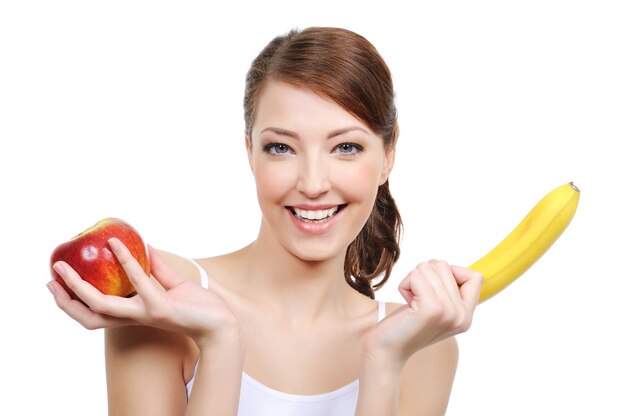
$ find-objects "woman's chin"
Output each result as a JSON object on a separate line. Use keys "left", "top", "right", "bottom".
{"left": 288, "top": 244, "right": 344, "bottom": 263}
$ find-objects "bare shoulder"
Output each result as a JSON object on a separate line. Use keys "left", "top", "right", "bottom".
{"left": 105, "top": 247, "right": 203, "bottom": 415}
{"left": 152, "top": 247, "right": 203, "bottom": 285}
{"left": 384, "top": 302, "right": 459, "bottom": 415}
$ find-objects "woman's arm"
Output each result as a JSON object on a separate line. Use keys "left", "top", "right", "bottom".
{"left": 105, "top": 319, "right": 245, "bottom": 416}
{"left": 357, "top": 337, "right": 458, "bottom": 416}
{"left": 354, "top": 346, "right": 403, "bottom": 416}
{"left": 355, "top": 261, "right": 482, "bottom": 416}
{"left": 184, "top": 333, "right": 245, "bottom": 415}
{"left": 398, "top": 337, "right": 459, "bottom": 415}
{"left": 105, "top": 326, "right": 194, "bottom": 415}
{"left": 355, "top": 323, "right": 458, "bottom": 416}
{"left": 49, "top": 243, "right": 245, "bottom": 415}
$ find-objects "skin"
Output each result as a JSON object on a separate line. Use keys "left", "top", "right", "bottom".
{"left": 48, "top": 80, "right": 483, "bottom": 415}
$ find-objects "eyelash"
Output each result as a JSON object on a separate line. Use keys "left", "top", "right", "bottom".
{"left": 263, "top": 143, "right": 292, "bottom": 155}
{"left": 262, "top": 142, "right": 364, "bottom": 156}
{"left": 336, "top": 142, "right": 364, "bottom": 155}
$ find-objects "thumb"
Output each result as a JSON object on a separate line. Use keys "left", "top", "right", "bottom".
{"left": 397, "top": 274, "right": 415, "bottom": 305}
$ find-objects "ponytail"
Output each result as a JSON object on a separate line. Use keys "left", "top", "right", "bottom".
{"left": 344, "top": 181, "right": 402, "bottom": 299}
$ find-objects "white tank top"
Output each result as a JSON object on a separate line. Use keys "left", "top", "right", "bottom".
{"left": 185, "top": 258, "right": 386, "bottom": 416}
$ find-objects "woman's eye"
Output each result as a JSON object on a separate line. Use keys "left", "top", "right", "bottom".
{"left": 334, "top": 142, "right": 363, "bottom": 155}
{"left": 263, "top": 143, "right": 292, "bottom": 155}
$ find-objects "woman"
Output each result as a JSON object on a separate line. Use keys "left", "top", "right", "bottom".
{"left": 47, "top": 27, "right": 483, "bottom": 415}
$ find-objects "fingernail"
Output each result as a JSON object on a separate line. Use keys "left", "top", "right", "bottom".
{"left": 53, "top": 262, "right": 65, "bottom": 274}
{"left": 108, "top": 238, "right": 120, "bottom": 250}
{"left": 47, "top": 281, "right": 56, "bottom": 295}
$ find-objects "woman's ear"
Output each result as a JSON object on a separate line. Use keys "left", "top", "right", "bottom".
{"left": 379, "top": 147, "right": 396, "bottom": 185}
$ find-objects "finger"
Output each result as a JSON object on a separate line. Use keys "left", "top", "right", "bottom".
{"left": 108, "top": 238, "right": 163, "bottom": 308}
{"left": 398, "top": 274, "right": 414, "bottom": 304}
{"left": 398, "top": 266, "right": 438, "bottom": 309}
{"left": 53, "top": 260, "right": 112, "bottom": 305}
{"left": 147, "top": 245, "right": 185, "bottom": 290}
{"left": 450, "top": 265, "right": 483, "bottom": 309}
{"left": 430, "top": 259, "right": 464, "bottom": 303}
{"left": 47, "top": 279, "right": 134, "bottom": 330}
{"left": 53, "top": 261, "right": 143, "bottom": 319}
{"left": 420, "top": 261, "right": 456, "bottom": 306}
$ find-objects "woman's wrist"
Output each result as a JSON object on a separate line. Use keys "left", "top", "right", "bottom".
{"left": 359, "top": 348, "right": 405, "bottom": 384}
{"left": 195, "top": 335, "right": 246, "bottom": 378}
{"left": 194, "top": 322, "right": 246, "bottom": 356}
{"left": 361, "top": 332, "right": 408, "bottom": 374}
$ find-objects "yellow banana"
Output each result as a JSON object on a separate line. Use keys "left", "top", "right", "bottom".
{"left": 469, "top": 182, "right": 580, "bottom": 303}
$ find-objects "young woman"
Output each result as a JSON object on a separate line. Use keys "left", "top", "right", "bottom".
{"left": 47, "top": 27, "right": 483, "bottom": 415}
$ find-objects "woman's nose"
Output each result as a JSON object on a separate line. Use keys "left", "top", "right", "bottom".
{"left": 296, "top": 155, "right": 331, "bottom": 198}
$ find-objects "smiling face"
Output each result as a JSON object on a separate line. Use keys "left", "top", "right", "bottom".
{"left": 247, "top": 80, "right": 395, "bottom": 262}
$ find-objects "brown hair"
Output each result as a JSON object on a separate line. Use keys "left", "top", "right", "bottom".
{"left": 244, "top": 27, "right": 402, "bottom": 299}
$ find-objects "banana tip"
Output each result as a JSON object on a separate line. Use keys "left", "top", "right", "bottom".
{"left": 569, "top": 181, "right": 580, "bottom": 192}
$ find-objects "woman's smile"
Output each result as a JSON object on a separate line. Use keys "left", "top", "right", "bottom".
{"left": 286, "top": 204, "right": 348, "bottom": 234}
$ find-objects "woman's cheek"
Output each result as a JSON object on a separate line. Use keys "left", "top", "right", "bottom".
{"left": 255, "top": 162, "right": 294, "bottom": 202}
{"left": 335, "top": 159, "right": 382, "bottom": 200}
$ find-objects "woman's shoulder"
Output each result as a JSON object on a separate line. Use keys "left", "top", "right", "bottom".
{"left": 151, "top": 247, "right": 216, "bottom": 286}
{"left": 399, "top": 336, "right": 459, "bottom": 414}
{"left": 382, "top": 301, "right": 403, "bottom": 314}
{"left": 105, "top": 323, "right": 199, "bottom": 408}
{"left": 150, "top": 248, "right": 236, "bottom": 284}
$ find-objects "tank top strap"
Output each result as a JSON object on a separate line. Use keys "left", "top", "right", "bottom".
{"left": 377, "top": 301, "right": 386, "bottom": 322}
{"left": 188, "top": 258, "right": 209, "bottom": 289}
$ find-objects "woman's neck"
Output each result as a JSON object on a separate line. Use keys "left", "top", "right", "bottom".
{"left": 234, "top": 226, "right": 358, "bottom": 323}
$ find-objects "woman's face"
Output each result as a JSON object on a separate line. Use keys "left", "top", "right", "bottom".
{"left": 247, "top": 80, "right": 394, "bottom": 262}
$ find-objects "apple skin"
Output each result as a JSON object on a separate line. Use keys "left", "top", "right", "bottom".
{"left": 50, "top": 218, "right": 150, "bottom": 301}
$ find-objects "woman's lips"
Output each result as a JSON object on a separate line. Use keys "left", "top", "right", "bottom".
{"left": 286, "top": 204, "right": 347, "bottom": 235}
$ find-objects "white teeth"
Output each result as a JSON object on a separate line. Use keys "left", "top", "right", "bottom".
{"left": 293, "top": 206, "right": 339, "bottom": 221}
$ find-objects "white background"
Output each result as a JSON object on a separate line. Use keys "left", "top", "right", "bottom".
{"left": 1, "top": 1, "right": 625, "bottom": 414}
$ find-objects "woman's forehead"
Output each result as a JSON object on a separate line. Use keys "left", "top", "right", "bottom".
{"left": 253, "top": 81, "right": 373, "bottom": 136}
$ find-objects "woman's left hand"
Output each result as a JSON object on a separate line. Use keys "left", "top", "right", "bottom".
{"left": 363, "top": 260, "right": 483, "bottom": 368}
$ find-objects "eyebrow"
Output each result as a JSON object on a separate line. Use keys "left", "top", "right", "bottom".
{"left": 258, "top": 126, "right": 370, "bottom": 139}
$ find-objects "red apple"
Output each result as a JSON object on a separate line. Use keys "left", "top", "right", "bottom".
{"left": 50, "top": 217, "right": 150, "bottom": 301}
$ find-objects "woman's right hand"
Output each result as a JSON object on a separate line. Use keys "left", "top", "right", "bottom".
{"left": 47, "top": 238, "right": 242, "bottom": 350}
